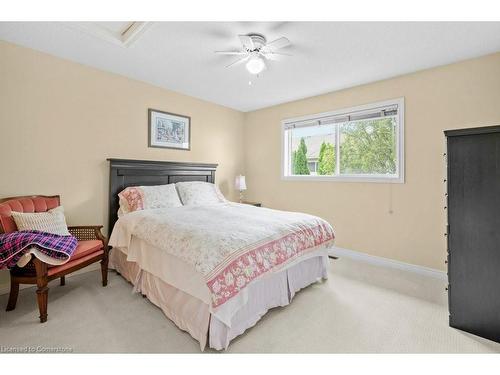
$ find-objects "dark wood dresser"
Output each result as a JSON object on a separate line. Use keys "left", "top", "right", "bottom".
{"left": 445, "top": 125, "right": 500, "bottom": 343}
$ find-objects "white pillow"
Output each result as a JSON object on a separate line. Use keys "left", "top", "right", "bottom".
{"left": 175, "top": 181, "right": 227, "bottom": 206}
{"left": 11, "top": 206, "right": 70, "bottom": 236}
{"left": 118, "top": 183, "right": 182, "bottom": 215}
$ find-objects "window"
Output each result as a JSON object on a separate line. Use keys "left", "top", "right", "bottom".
{"left": 282, "top": 98, "right": 404, "bottom": 182}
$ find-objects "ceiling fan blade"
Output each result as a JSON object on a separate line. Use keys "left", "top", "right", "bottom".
{"left": 262, "top": 37, "right": 291, "bottom": 52}
{"left": 239, "top": 35, "right": 255, "bottom": 51}
{"left": 262, "top": 52, "right": 292, "bottom": 61}
{"left": 215, "top": 51, "right": 247, "bottom": 55}
{"left": 225, "top": 55, "right": 249, "bottom": 68}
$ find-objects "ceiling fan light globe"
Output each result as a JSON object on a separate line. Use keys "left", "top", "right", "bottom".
{"left": 246, "top": 57, "right": 265, "bottom": 75}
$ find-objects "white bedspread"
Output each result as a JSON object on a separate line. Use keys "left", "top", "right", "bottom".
{"left": 109, "top": 202, "right": 334, "bottom": 324}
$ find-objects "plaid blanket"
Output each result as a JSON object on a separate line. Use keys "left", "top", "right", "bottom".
{"left": 0, "top": 230, "right": 78, "bottom": 269}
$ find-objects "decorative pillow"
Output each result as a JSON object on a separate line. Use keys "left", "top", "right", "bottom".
{"left": 11, "top": 206, "right": 70, "bottom": 236}
{"left": 118, "top": 183, "right": 182, "bottom": 215}
{"left": 175, "top": 181, "right": 227, "bottom": 206}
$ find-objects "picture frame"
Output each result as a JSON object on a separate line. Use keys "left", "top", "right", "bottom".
{"left": 148, "top": 108, "right": 191, "bottom": 150}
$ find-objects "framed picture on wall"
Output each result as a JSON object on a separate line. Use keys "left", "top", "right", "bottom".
{"left": 148, "top": 108, "right": 191, "bottom": 150}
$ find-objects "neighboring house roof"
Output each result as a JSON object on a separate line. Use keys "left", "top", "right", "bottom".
{"left": 291, "top": 134, "right": 334, "bottom": 159}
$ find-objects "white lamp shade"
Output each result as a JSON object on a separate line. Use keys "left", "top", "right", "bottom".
{"left": 235, "top": 175, "right": 247, "bottom": 191}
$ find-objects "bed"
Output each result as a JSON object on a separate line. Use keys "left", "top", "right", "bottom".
{"left": 107, "top": 159, "right": 335, "bottom": 350}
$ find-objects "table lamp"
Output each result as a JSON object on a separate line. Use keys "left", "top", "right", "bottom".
{"left": 235, "top": 175, "right": 247, "bottom": 203}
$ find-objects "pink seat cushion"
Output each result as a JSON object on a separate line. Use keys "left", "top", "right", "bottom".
{"left": 45, "top": 240, "right": 103, "bottom": 269}
{"left": 71, "top": 240, "right": 103, "bottom": 261}
{"left": 0, "top": 196, "right": 60, "bottom": 233}
{"left": 48, "top": 249, "right": 104, "bottom": 277}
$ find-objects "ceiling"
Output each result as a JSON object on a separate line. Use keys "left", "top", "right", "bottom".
{"left": 1, "top": 22, "right": 500, "bottom": 112}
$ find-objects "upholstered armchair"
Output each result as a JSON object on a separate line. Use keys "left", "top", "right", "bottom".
{"left": 0, "top": 195, "right": 109, "bottom": 323}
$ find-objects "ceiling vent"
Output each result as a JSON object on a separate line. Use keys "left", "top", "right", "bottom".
{"left": 64, "top": 22, "right": 152, "bottom": 47}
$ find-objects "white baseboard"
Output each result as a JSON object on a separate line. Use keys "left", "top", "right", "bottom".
{"left": 0, "top": 263, "right": 101, "bottom": 296}
{"left": 1, "top": 248, "right": 444, "bottom": 295}
{"left": 329, "top": 246, "right": 447, "bottom": 281}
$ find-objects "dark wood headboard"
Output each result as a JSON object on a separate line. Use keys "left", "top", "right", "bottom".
{"left": 107, "top": 158, "right": 217, "bottom": 233}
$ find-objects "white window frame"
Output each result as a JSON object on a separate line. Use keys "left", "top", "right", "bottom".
{"left": 281, "top": 98, "right": 405, "bottom": 183}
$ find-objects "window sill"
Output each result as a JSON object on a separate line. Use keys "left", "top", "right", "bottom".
{"left": 281, "top": 175, "right": 404, "bottom": 183}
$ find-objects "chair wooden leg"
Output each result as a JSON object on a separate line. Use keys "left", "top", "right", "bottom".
{"left": 34, "top": 258, "right": 49, "bottom": 323}
{"left": 101, "top": 254, "right": 109, "bottom": 287}
{"left": 6, "top": 279, "right": 19, "bottom": 311}
{"left": 60, "top": 276, "right": 65, "bottom": 286}
{"left": 36, "top": 287, "right": 49, "bottom": 323}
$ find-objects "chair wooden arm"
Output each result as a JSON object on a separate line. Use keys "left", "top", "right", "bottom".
{"left": 68, "top": 225, "right": 108, "bottom": 247}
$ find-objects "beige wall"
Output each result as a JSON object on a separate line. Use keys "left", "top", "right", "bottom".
{"left": 0, "top": 41, "right": 245, "bottom": 286}
{"left": 243, "top": 52, "right": 500, "bottom": 271}
{"left": 1, "top": 39, "right": 500, "bottom": 291}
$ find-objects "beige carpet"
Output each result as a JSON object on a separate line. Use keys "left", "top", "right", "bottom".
{"left": 1, "top": 257, "right": 499, "bottom": 353}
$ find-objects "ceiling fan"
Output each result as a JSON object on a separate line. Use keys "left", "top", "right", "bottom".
{"left": 215, "top": 33, "right": 291, "bottom": 75}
